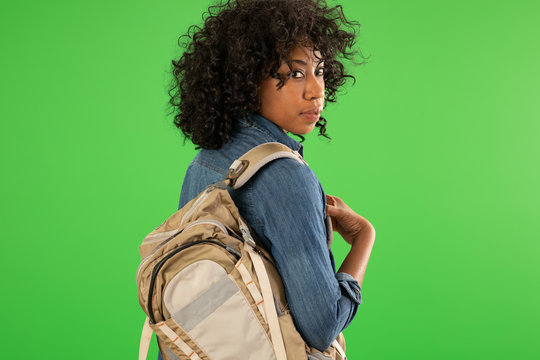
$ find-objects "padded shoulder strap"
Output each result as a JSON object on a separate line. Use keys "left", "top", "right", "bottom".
{"left": 226, "top": 142, "right": 308, "bottom": 190}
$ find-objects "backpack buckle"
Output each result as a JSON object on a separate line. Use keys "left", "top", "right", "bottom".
{"left": 227, "top": 160, "right": 250, "bottom": 185}
{"left": 239, "top": 220, "right": 256, "bottom": 247}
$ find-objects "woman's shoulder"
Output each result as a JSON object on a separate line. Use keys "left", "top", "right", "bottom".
{"left": 249, "top": 157, "right": 324, "bottom": 205}
{"left": 193, "top": 133, "right": 275, "bottom": 175}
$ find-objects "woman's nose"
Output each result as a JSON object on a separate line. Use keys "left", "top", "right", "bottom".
{"left": 304, "top": 73, "right": 325, "bottom": 101}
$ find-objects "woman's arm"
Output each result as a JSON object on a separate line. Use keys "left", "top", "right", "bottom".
{"left": 326, "top": 195, "right": 376, "bottom": 287}
{"left": 249, "top": 160, "right": 361, "bottom": 351}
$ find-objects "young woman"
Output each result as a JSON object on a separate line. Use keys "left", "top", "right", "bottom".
{"left": 162, "top": 0, "right": 375, "bottom": 358}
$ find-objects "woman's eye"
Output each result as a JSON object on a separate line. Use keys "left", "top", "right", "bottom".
{"left": 316, "top": 68, "right": 325, "bottom": 76}
{"left": 291, "top": 70, "right": 304, "bottom": 78}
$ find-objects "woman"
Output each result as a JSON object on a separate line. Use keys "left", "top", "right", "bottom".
{"left": 162, "top": 0, "right": 375, "bottom": 358}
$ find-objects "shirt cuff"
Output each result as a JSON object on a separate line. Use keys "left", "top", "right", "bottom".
{"left": 335, "top": 272, "right": 362, "bottom": 305}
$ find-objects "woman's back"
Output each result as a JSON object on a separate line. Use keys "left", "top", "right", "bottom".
{"left": 177, "top": 113, "right": 362, "bottom": 351}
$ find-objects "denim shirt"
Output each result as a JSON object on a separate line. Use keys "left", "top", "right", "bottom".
{"left": 177, "top": 113, "right": 362, "bottom": 352}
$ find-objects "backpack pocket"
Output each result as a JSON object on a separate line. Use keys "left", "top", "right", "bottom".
{"left": 163, "top": 258, "right": 277, "bottom": 360}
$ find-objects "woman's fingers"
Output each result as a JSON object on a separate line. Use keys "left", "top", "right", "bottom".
{"left": 326, "top": 203, "right": 346, "bottom": 219}
{"left": 325, "top": 193, "right": 375, "bottom": 244}
{"left": 325, "top": 194, "right": 336, "bottom": 207}
{"left": 326, "top": 194, "right": 345, "bottom": 217}
{"left": 326, "top": 194, "right": 349, "bottom": 211}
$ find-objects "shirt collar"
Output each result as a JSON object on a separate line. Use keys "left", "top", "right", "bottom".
{"left": 239, "top": 113, "right": 305, "bottom": 156}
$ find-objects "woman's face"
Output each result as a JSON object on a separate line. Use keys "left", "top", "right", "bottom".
{"left": 258, "top": 46, "right": 325, "bottom": 135}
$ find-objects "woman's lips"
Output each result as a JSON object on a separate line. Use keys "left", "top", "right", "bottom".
{"left": 300, "top": 112, "right": 321, "bottom": 122}
{"left": 300, "top": 106, "right": 323, "bottom": 122}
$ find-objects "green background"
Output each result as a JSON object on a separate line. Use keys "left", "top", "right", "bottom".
{"left": 1, "top": 0, "right": 539, "bottom": 358}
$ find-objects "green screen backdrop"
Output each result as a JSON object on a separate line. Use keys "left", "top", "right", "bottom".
{"left": 1, "top": 0, "right": 539, "bottom": 359}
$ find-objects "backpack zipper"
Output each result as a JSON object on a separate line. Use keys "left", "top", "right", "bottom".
{"left": 136, "top": 219, "right": 229, "bottom": 280}
{"left": 179, "top": 185, "right": 217, "bottom": 227}
{"left": 182, "top": 219, "right": 228, "bottom": 235}
{"left": 146, "top": 239, "right": 241, "bottom": 324}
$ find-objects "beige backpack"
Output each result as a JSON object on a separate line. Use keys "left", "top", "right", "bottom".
{"left": 136, "top": 142, "right": 347, "bottom": 360}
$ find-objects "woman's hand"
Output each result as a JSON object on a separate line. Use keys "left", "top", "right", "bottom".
{"left": 326, "top": 194, "right": 376, "bottom": 285}
{"left": 326, "top": 194, "right": 375, "bottom": 245}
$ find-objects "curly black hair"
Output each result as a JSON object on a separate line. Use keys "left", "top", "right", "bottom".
{"left": 168, "top": 0, "right": 368, "bottom": 150}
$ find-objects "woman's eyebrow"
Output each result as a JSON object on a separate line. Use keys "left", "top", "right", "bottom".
{"left": 289, "top": 59, "right": 325, "bottom": 66}
{"left": 289, "top": 59, "right": 308, "bottom": 65}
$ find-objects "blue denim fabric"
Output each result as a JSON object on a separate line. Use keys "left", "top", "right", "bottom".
{"left": 161, "top": 113, "right": 361, "bottom": 355}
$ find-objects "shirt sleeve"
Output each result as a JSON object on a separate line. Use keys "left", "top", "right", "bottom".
{"left": 248, "top": 158, "right": 362, "bottom": 352}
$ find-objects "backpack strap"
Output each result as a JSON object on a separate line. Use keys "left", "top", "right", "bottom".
{"left": 332, "top": 338, "right": 347, "bottom": 359}
{"left": 238, "top": 218, "right": 288, "bottom": 360}
{"left": 139, "top": 317, "right": 153, "bottom": 360}
{"left": 225, "top": 142, "right": 308, "bottom": 189}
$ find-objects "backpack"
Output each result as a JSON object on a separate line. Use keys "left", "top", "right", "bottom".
{"left": 136, "top": 142, "right": 347, "bottom": 360}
